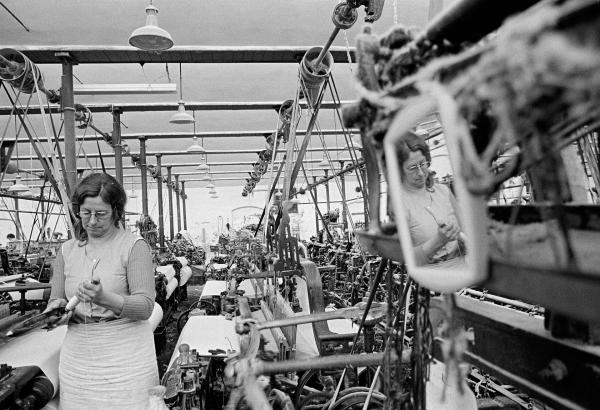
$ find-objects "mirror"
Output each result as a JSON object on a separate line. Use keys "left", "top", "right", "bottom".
{"left": 383, "top": 88, "right": 488, "bottom": 293}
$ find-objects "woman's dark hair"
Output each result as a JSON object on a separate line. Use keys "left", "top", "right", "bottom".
{"left": 71, "top": 173, "right": 127, "bottom": 242}
{"left": 396, "top": 131, "right": 434, "bottom": 188}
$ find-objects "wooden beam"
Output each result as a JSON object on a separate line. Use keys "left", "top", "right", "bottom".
{"left": 6, "top": 129, "right": 357, "bottom": 143}
{"left": 21, "top": 157, "right": 359, "bottom": 173}
{"left": 0, "top": 101, "right": 352, "bottom": 116}
{"left": 9, "top": 46, "right": 356, "bottom": 65}
{"left": 13, "top": 146, "right": 359, "bottom": 161}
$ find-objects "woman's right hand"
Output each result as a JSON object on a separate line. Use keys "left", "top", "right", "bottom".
{"left": 436, "top": 217, "right": 460, "bottom": 244}
{"left": 44, "top": 298, "right": 72, "bottom": 328}
{"left": 43, "top": 298, "right": 66, "bottom": 313}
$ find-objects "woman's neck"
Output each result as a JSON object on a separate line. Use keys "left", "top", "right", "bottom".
{"left": 403, "top": 182, "right": 427, "bottom": 193}
{"left": 87, "top": 226, "right": 119, "bottom": 246}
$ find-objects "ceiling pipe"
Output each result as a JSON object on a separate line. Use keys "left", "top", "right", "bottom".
{"left": 0, "top": 101, "right": 352, "bottom": 116}
{"left": 23, "top": 157, "right": 360, "bottom": 173}
{"left": 4, "top": 129, "right": 357, "bottom": 143}
{"left": 12, "top": 146, "right": 356, "bottom": 161}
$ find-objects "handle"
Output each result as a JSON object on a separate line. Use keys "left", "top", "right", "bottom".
{"left": 65, "top": 295, "right": 80, "bottom": 311}
{"left": 65, "top": 278, "right": 101, "bottom": 311}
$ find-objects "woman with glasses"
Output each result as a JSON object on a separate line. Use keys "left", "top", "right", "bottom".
{"left": 46, "top": 172, "right": 158, "bottom": 409}
{"left": 397, "top": 132, "right": 464, "bottom": 267}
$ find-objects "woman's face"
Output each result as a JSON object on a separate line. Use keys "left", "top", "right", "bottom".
{"left": 79, "top": 196, "right": 116, "bottom": 239}
{"left": 402, "top": 150, "right": 430, "bottom": 190}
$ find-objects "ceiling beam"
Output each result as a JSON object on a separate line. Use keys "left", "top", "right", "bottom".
{"left": 13, "top": 146, "right": 359, "bottom": 160}
{"left": 7, "top": 172, "right": 360, "bottom": 189}
{"left": 12, "top": 169, "right": 356, "bottom": 184}
{"left": 0, "top": 101, "right": 353, "bottom": 116}
{"left": 6, "top": 129, "right": 357, "bottom": 143}
{"left": 21, "top": 157, "right": 356, "bottom": 174}
{"left": 9, "top": 46, "right": 356, "bottom": 65}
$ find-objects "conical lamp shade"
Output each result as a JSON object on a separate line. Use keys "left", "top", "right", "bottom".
{"left": 129, "top": 4, "right": 174, "bottom": 52}
{"left": 209, "top": 188, "right": 217, "bottom": 195}
{"left": 199, "top": 173, "right": 211, "bottom": 181}
{"left": 8, "top": 175, "right": 29, "bottom": 193}
{"left": 210, "top": 194, "right": 219, "bottom": 199}
{"left": 205, "top": 182, "right": 215, "bottom": 189}
{"left": 187, "top": 136, "right": 205, "bottom": 153}
{"left": 318, "top": 155, "right": 329, "bottom": 168}
{"left": 5, "top": 162, "right": 19, "bottom": 174}
{"left": 170, "top": 101, "right": 195, "bottom": 124}
{"left": 196, "top": 154, "right": 209, "bottom": 171}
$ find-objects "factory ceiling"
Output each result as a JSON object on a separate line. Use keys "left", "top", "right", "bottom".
{"left": 0, "top": 0, "right": 431, "bottom": 189}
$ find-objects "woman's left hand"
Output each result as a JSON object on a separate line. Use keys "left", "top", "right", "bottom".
{"left": 78, "top": 276, "right": 103, "bottom": 304}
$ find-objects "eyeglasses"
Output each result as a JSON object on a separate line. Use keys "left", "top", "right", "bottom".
{"left": 406, "top": 161, "right": 431, "bottom": 174}
{"left": 78, "top": 209, "right": 112, "bottom": 220}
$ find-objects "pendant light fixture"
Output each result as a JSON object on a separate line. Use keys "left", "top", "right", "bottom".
{"left": 187, "top": 136, "right": 205, "bottom": 153}
{"left": 210, "top": 194, "right": 219, "bottom": 199}
{"left": 318, "top": 153, "right": 329, "bottom": 168}
{"left": 196, "top": 154, "right": 209, "bottom": 172}
{"left": 170, "top": 63, "right": 195, "bottom": 124}
{"left": 8, "top": 174, "right": 29, "bottom": 193}
{"left": 199, "top": 172, "right": 211, "bottom": 181}
{"left": 205, "top": 181, "right": 215, "bottom": 189}
{"left": 187, "top": 112, "right": 206, "bottom": 152}
{"left": 128, "top": 1, "right": 174, "bottom": 52}
{"left": 209, "top": 188, "right": 217, "bottom": 195}
{"left": 129, "top": 178, "right": 138, "bottom": 199}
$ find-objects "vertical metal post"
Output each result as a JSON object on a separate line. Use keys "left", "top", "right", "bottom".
{"left": 61, "top": 60, "right": 77, "bottom": 194}
{"left": 360, "top": 166, "right": 369, "bottom": 229}
{"left": 14, "top": 198, "right": 21, "bottom": 240}
{"left": 112, "top": 107, "right": 123, "bottom": 185}
{"left": 324, "top": 169, "right": 330, "bottom": 214}
{"left": 155, "top": 154, "right": 165, "bottom": 248}
{"left": 139, "top": 137, "right": 148, "bottom": 217}
{"left": 167, "top": 166, "right": 174, "bottom": 240}
{"left": 339, "top": 161, "right": 348, "bottom": 231}
{"left": 181, "top": 181, "right": 188, "bottom": 230}
{"left": 313, "top": 176, "right": 319, "bottom": 239}
{"left": 175, "top": 175, "right": 181, "bottom": 233}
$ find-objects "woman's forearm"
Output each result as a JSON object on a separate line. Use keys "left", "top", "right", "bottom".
{"left": 415, "top": 235, "right": 445, "bottom": 265}
{"left": 95, "top": 291, "right": 154, "bottom": 320}
{"left": 95, "top": 290, "right": 125, "bottom": 316}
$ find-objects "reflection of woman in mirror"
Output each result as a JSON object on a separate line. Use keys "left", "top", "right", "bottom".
{"left": 397, "top": 132, "right": 464, "bottom": 267}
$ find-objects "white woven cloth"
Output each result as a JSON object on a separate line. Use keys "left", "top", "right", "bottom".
{"left": 59, "top": 318, "right": 158, "bottom": 410}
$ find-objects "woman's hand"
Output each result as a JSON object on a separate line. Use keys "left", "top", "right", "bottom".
{"left": 436, "top": 217, "right": 460, "bottom": 244}
{"left": 43, "top": 298, "right": 67, "bottom": 313}
{"left": 44, "top": 298, "right": 72, "bottom": 328}
{"left": 77, "top": 276, "right": 103, "bottom": 304}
